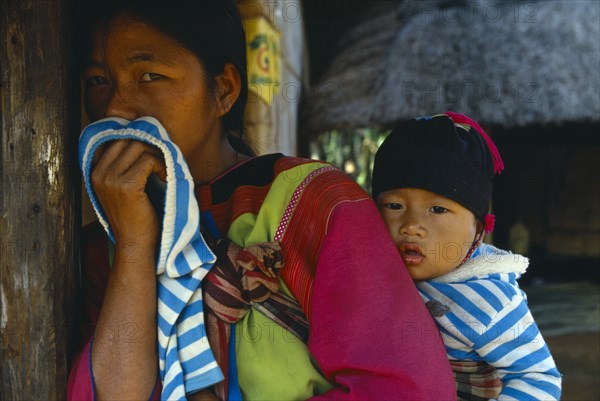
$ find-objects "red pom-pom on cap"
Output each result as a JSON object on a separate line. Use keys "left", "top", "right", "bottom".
{"left": 484, "top": 214, "right": 496, "bottom": 233}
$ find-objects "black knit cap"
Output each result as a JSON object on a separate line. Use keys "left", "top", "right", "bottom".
{"left": 372, "top": 113, "right": 503, "bottom": 222}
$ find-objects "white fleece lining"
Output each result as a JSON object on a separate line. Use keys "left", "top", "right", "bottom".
{"left": 431, "top": 245, "right": 529, "bottom": 284}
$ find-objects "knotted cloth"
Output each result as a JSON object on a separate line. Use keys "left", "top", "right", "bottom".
{"left": 201, "top": 231, "right": 309, "bottom": 400}
{"left": 79, "top": 116, "right": 223, "bottom": 400}
{"left": 451, "top": 360, "right": 502, "bottom": 401}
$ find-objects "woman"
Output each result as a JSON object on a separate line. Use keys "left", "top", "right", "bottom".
{"left": 67, "top": 1, "right": 455, "bottom": 400}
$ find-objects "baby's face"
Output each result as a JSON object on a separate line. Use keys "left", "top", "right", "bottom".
{"left": 377, "top": 187, "right": 479, "bottom": 281}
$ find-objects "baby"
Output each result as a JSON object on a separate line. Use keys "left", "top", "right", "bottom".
{"left": 372, "top": 113, "right": 561, "bottom": 400}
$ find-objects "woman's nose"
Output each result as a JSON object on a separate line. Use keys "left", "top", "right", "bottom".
{"left": 104, "top": 86, "right": 138, "bottom": 120}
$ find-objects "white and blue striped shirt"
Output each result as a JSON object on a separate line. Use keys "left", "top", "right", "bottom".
{"left": 417, "top": 244, "right": 561, "bottom": 401}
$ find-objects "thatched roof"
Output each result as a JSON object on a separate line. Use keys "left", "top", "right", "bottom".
{"left": 303, "top": 0, "right": 600, "bottom": 133}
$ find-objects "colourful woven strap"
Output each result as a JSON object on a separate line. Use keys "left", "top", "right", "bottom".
{"left": 451, "top": 360, "right": 502, "bottom": 401}
{"left": 202, "top": 231, "right": 308, "bottom": 400}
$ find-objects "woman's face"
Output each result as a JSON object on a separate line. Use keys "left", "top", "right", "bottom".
{"left": 83, "top": 14, "right": 226, "bottom": 168}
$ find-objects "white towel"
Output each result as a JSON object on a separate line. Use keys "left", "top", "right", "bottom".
{"left": 79, "top": 116, "right": 224, "bottom": 400}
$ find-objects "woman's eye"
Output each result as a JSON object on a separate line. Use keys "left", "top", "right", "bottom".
{"left": 431, "top": 206, "right": 448, "bottom": 214}
{"left": 385, "top": 203, "right": 403, "bottom": 210}
{"left": 85, "top": 76, "right": 108, "bottom": 88}
{"left": 140, "top": 72, "right": 164, "bottom": 82}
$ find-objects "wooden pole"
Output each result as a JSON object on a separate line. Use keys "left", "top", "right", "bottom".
{"left": 0, "top": 0, "right": 79, "bottom": 399}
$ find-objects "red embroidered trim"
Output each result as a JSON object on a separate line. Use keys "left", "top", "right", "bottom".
{"left": 274, "top": 166, "right": 338, "bottom": 241}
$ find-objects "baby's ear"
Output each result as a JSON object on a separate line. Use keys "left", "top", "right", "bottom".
{"left": 476, "top": 219, "right": 484, "bottom": 233}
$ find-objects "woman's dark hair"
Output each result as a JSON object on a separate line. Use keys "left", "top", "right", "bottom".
{"left": 70, "top": 0, "right": 251, "bottom": 154}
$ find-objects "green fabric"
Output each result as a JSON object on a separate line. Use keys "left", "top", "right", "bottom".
{"left": 227, "top": 160, "right": 329, "bottom": 247}
{"left": 235, "top": 308, "right": 334, "bottom": 400}
{"left": 227, "top": 160, "right": 334, "bottom": 400}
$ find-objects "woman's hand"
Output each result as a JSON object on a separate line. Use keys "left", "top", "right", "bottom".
{"left": 90, "top": 139, "right": 166, "bottom": 400}
{"left": 91, "top": 139, "right": 166, "bottom": 249}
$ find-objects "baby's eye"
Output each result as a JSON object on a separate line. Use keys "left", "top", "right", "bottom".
{"left": 140, "top": 72, "right": 164, "bottom": 82}
{"left": 430, "top": 206, "right": 448, "bottom": 214}
{"left": 385, "top": 203, "right": 404, "bottom": 210}
{"left": 85, "top": 76, "right": 108, "bottom": 88}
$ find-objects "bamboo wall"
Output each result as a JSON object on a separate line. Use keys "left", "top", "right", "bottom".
{"left": 493, "top": 125, "right": 600, "bottom": 260}
{"left": 238, "top": 0, "right": 306, "bottom": 155}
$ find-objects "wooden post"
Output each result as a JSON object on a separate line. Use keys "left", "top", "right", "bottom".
{"left": 0, "top": 0, "right": 79, "bottom": 399}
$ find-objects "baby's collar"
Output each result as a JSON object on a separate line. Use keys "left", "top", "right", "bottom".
{"left": 430, "top": 243, "right": 529, "bottom": 283}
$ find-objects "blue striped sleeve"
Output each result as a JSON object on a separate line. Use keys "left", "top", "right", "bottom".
{"left": 474, "top": 294, "right": 562, "bottom": 400}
